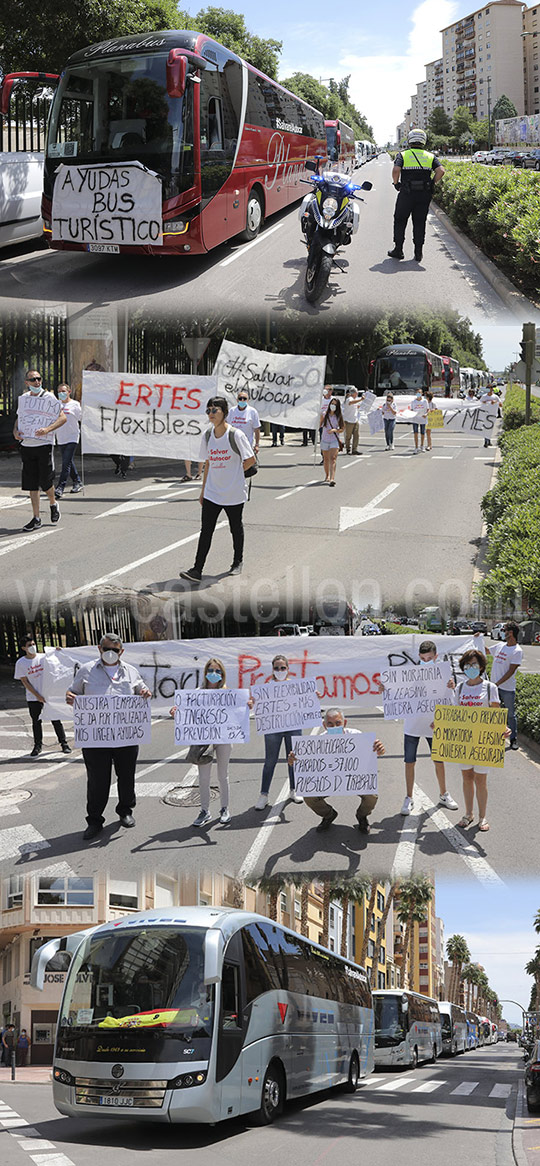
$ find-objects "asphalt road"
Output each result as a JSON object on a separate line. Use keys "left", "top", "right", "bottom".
{"left": 0, "top": 156, "right": 534, "bottom": 322}
{"left": 0, "top": 1045, "right": 526, "bottom": 1166}
{"left": 0, "top": 691, "right": 537, "bottom": 883}
{"left": 0, "top": 422, "right": 501, "bottom": 614}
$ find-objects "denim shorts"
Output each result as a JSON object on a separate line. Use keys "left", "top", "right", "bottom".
{"left": 412, "top": 423, "right": 426, "bottom": 434}
{"left": 404, "top": 733, "right": 432, "bottom": 763}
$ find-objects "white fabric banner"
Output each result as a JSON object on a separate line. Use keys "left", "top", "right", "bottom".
{"left": 51, "top": 161, "right": 163, "bottom": 246}
{"left": 81, "top": 371, "right": 217, "bottom": 459}
{"left": 17, "top": 393, "right": 61, "bottom": 440}
{"left": 367, "top": 395, "right": 497, "bottom": 436}
{"left": 292, "top": 732, "right": 378, "bottom": 797}
{"left": 380, "top": 661, "right": 453, "bottom": 720}
{"left": 213, "top": 340, "right": 326, "bottom": 427}
{"left": 73, "top": 694, "right": 151, "bottom": 747}
{"left": 40, "top": 634, "right": 481, "bottom": 721}
{"left": 173, "top": 688, "right": 250, "bottom": 745}
{"left": 251, "top": 678, "right": 322, "bottom": 734}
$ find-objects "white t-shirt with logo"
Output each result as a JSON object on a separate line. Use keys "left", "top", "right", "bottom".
{"left": 228, "top": 404, "right": 260, "bottom": 447}
{"left": 411, "top": 397, "right": 429, "bottom": 423}
{"left": 480, "top": 393, "right": 499, "bottom": 414}
{"left": 456, "top": 679, "right": 499, "bottom": 707}
{"left": 17, "top": 390, "right": 63, "bottom": 447}
{"left": 56, "top": 399, "right": 81, "bottom": 445}
{"left": 199, "top": 426, "right": 254, "bottom": 506}
{"left": 489, "top": 642, "right": 523, "bottom": 692}
{"left": 381, "top": 402, "right": 396, "bottom": 419}
{"left": 342, "top": 395, "right": 360, "bottom": 424}
{"left": 14, "top": 654, "right": 45, "bottom": 701}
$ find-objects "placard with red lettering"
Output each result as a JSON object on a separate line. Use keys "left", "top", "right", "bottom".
{"left": 81, "top": 371, "right": 217, "bottom": 459}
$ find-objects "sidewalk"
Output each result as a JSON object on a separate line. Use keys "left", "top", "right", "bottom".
{"left": 513, "top": 1083, "right": 540, "bottom": 1166}
{"left": 0, "top": 1064, "right": 52, "bottom": 1085}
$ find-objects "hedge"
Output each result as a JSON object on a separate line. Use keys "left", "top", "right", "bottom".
{"left": 501, "top": 384, "right": 540, "bottom": 431}
{"left": 478, "top": 421, "right": 540, "bottom": 609}
{"left": 516, "top": 673, "right": 540, "bottom": 742}
{"left": 432, "top": 162, "right": 540, "bottom": 298}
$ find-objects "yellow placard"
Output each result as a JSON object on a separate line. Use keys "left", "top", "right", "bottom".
{"left": 430, "top": 704, "right": 507, "bottom": 768}
{"left": 427, "top": 409, "right": 444, "bottom": 428}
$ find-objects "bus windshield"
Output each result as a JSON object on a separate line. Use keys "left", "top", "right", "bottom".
{"left": 374, "top": 996, "right": 406, "bottom": 1047}
{"left": 47, "top": 54, "right": 194, "bottom": 194}
{"left": 59, "top": 927, "right": 213, "bottom": 1038}
{"left": 376, "top": 355, "right": 427, "bottom": 390}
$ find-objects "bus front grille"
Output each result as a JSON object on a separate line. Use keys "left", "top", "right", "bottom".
{"left": 75, "top": 1077, "right": 168, "bottom": 1107}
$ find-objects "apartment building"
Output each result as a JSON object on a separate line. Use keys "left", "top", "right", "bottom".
{"left": 523, "top": 4, "right": 540, "bottom": 115}
{"left": 411, "top": 81, "right": 429, "bottom": 128}
{"left": 426, "top": 58, "right": 445, "bottom": 116}
{"left": 441, "top": 1, "right": 524, "bottom": 120}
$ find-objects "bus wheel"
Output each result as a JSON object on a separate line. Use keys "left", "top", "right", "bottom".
{"left": 429, "top": 1044, "right": 437, "bottom": 1064}
{"left": 410, "top": 1047, "right": 418, "bottom": 1070}
{"left": 344, "top": 1052, "right": 360, "bottom": 1092}
{"left": 254, "top": 1062, "right": 285, "bottom": 1125}
{"left": 241, "top": 190, "right": 264, "bottom": 241}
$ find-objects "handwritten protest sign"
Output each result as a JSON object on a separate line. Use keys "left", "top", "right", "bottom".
{"left": 292, "top": 732, "right": 378, "bottom": 796}
{"left": 427, "top": 409, "right": 444, "bottom": 428}
{"left": 250, "top": 678, "right": 322, "bottom": 734}
{"left": 380, "top": 661, "right": 452, "bottom": 721}
{"left": 51, "top": 162, "right": 163, "bottom": 246}
{"left": 73, "top": 695, "right": 151, "bottom": 747}
{"left": 214, "top": 340, "right": 325, "bottom": 427}
{"left": 17, "top": 392, "right": 62, "bottom": 441}
{"left": 174, "top": 688, "right": 250, "bottom": 745}
{"left": 367, "top": 408, "right": 384, "bottom": 435}
{"left": 81, "top": 371, "right": 217, "bottom": 459}
{"left": 430, "top": 704, "right": 507, "bottom": 768}
{"left": 367, "top": 396, "right": 496, "bottom": 436}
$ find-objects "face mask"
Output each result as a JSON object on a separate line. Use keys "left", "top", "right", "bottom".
{"left": 28, "top": 385, "right": 42, "bottom": 395}
{"left": 58, "top": 391, "right": 68, "bottom": 401}
{"left": 26, "top": 646, "right": 37, "bottom": 657}
{"left": 237, "top": 400, "right": 247, "bottom": 410}
{"left": 329, "top": 404, "right": 337, "bottom": 412}
{"left": 464, "top": 665, "right": 481, "bottom": 680}
{"left": 273, "top": 668, "right": 287, "bottom": 679}
{"left": 416, "top": 393, "right": 422, "bottom": 399}
{"left": 206, "top": 671, "right": 222, "bottom": 684}
{"left": 101, "top": 649, "right": 120, "bottom": 666}
{"left": 326, "top": 725, "right": 344, "bottom": 735}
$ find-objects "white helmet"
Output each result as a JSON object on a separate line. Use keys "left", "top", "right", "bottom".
{"left": 408, "top": 127, "right": 427, "bottom": 147}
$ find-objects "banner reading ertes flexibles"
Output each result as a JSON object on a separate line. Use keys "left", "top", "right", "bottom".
{"left": 81, "top": 371, "right": 217, "bottom": 459}
{"left": 51, "top": 161, "right": 163, "bottom": 247}
{"left": 213, "top": 340, "right": 326, "bottom": 427}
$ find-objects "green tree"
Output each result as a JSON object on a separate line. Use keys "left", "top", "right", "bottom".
{"left": 369, "top": 883, "right": 399, "bottom": 988}
{"left": 254, "top": 876, "right": 288, "bottom": 921}
{"left": 446, "top": 935, "right": 472, "bottom": 1004}
{"left": 526, "top": 951, "right": 540, "bottom": 1017}
{"left": 470, "top": 118, "right": 490, "bottom": 149}
{"left": 427, "top": 107, "right": 453, "bottom": 137}
{"left": 283, "top": 71, "right": 374, "bottom": 140}
{"left": 396, "top": 877, "right": 434, "bottom": 990}
{"left": 493, "top": 94, "right": 518, "bottom": 121}
{"left": 452, "top": 104, "right": 474, "bottom": 140}
{"left": 461, "top": 962, "right": 481, "bottom": 1011}
{"left": 188, "top": 7, "right": 282, "bottom": 76}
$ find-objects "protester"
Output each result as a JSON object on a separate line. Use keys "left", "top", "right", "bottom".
{"left": 424, "top": 390, "right": 436, "bottom": 452}
{"left": 271, "top": 424, "right": 284, "bottom": 446}
{"left": 342, "top": 386, "right": 362, "bottom": 455}
{"left": 16, "top": 1029, "right": 31, "bottom": 1067}
{"left": 254, "top": 655, "right": 304, "bottom": 810}
{"left": 171, "top": 658, "right": 238, "bottom": 827}
{"left": 1, "top": 1025, "right": 15, "bottom": 1067}
{"left": 14, "top": 634, "right": 71, "bottom": 758}
{"left": 381, "top": 392, "right": 397, "bottom": 450}
{"left": 228, "top": 390, "right": 261, "bottom": 452}
{"left": 288, "top": 707, "right": 384, "bottom": 833}
{"left": 66, "top": 633, "right": 152, "bottom": 840}
{"left": 54, "top": 383, "right": 82, "bottom": 498}
{"left": 179, "top": 397, "right": 255, "bottom": 582}
{"left": 110, "top": 455, "right": 130, "bottom": 479}
{"left": 485, "top": 622, "right": 522, "bottom": 749}
{"left": 182, "top": 459, "right": 204, "bottom": 482}
{"left": 320, "top": 396, "right": 344, "bottom": 486}
{"left": 455, "top": 647, "right": 504, "bottom": 832}
{"left": 480, "top": 384, "right": 500, "bottom": 448}
{"left": 411, "top": 389, "right": 428, "bottom": 452}
{"left": 13, "top": 369, "right": 67, "bottom": 531}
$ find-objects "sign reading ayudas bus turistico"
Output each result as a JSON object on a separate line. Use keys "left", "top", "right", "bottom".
{"left": 51, "top": 162, "right": 163, "bottom": 247}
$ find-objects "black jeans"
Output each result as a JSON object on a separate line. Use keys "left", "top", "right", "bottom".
{"left": 194, "top": 498, "right": 244, "bottom": 571}
{"left": 394, "top": 188, "right": 432, "bottom": 250}
{"left": 82, "top": 745, "right": 139, "bottom": 826}
{"left": 28, "top": 700, "right": 67, "bottom": 748}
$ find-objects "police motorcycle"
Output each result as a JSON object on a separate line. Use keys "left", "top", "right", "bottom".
{"left": 299, "top": 161, "right": 372, "bottom": 303}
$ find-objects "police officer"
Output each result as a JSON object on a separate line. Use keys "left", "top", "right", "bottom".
{"left": 388, "top": 128, "right": 444, "bottom": 263}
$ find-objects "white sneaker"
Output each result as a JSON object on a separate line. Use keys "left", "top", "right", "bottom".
{"left": 254, "top": 794, "right": 269, "bottom": 811}
{"left": 289, "top": 790, "right": 303, "bottom": 804}
{"left": 219, "top": 807, "right": 231, "bottom": 825}
{"left": 439, "top": 792, "right": 459, "bottom": 810}
{"left": 400, "top": 796, "right": 414, "bottom": 815}
{"left": 193, "top": 809, "right": 212, "bottom": 827}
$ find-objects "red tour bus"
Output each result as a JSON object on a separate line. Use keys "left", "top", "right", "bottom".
{"left": 39, "top": 30, "right": 327, "bottom": 256}
{"left": 370, "top": 344, "right": 447, "bottom": 394}
{"left": 324, "top": 119, "right": 355, "bottom": 174}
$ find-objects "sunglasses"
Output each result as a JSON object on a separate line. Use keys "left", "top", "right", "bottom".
{"left": 27, "top": 376, "right": 42, "bottom": 382}
{"left": 206, "top": 407, "right": 221, "bottom": 414}
{"left": 238, "top": 397, "right": 248, "bottom": 402}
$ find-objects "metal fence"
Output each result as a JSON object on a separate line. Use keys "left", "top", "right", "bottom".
{"left": 1, "top": 82, "right": 53, "bottom": 154}
{"left": 0, "top": 313, "right": 67, "bottom": 418}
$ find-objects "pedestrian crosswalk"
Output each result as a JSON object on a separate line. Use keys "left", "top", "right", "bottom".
{"left": 360, "top": 1073, "right": 515, "bottom": 1100}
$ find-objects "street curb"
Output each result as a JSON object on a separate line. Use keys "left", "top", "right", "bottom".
{"left": 430, "top": 202, "right": 540, "bottom": 320}
{"left": 471, "top": 430, "right": 503, "bottom": 605}
{"left": 519, "top": 733, "right": 540, "bottom": 763}
{"left": 513, "top": 1084, "right": 530, "bottom": 1166}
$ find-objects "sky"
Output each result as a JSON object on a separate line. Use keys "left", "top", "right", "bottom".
{"left": 476, "top": 324, "right": 523, "bottom": 372}
{"left": 228, "top": 0, "right": 466, "bottom": 141}
{"left": 436, "top": 879, "right": 539, "bottom": 1027}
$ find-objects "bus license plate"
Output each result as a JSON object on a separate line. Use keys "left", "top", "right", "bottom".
{"left": 99, "top": 1096, "right": 134, "bottom": 1106}
{"left": 87, "top": 244, "right": 120, "bottom": 254}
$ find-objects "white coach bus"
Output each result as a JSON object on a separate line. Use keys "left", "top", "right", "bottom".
{"left": 439, "top": 1001, "right": 468, "bottom": 1055}
{"left": 372, "top": 989, "right": 442, "bottom": 1069}
{"left": 31, "top": 907, "right": 374, "bottom": 1124}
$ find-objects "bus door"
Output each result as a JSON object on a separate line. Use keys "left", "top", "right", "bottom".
{"left": 199, "top": 54, "right": 243, "bottom": 249}
{"left": 215, "top": 933, "right": 246, "bottom": 1117}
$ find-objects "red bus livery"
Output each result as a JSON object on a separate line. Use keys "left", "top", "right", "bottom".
{"left": 41, "top": 30, "right": 327, "bottom": 256}
{"left": 325, "top": 119, "right": 355, "bottom": 175}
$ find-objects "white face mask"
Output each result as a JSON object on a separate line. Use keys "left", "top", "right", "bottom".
{"left": 329, "top": 404, "right": 337, "bottom": 412}
{"left": 26, "top": 645, "right": 37, "bottom": 657}
{"left": 273, "top": 668, "right": 288, "bottom": 680}
{"left": 101, "top": 649, "right": 120, "bottom": 666}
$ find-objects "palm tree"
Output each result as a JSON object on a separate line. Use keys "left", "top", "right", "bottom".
{"left": 321, "top": 880, "right": 332, "bottom": 947}
{"left": 395, "top": 876, "right": 434, "bottom": 991}
{"left": 297, "top": 877, "right": 311, "bottom": 938}
{"left": 370, "top": 882, "right": 399, "bottom": 988}
{"left": 461, "top": 963, "right": 481, "bottom": 1011}
{"left": 446, "top": 936, "right": 471, "bottom": 1004}
{"left": 476, "top": 969, "right": 489, "bottom": 1015}
{"left": 331, "top": 876, "right": 372, "bottom": 959}
{"left": 359, "top": 880, "right": 379, "bottom": 968}
{"left": 525, "top": 952, "right": 540, "bottom": 1021}
{"left": 254, "top": 876, "right": 288, "bottom": 921}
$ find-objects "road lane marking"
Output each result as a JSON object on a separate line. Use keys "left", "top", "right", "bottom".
{"left": 490, "top": 1084, "right": 513, "bottom": 1098}
{"left": 412, "top": 1080, "right": 447, "bottom": 1092}
{"left": 450, "top": 1081, "right": 479, "bottom": 1095}
{"left": 0, "top": 825, "right": 50, "bottom": 860}
{"left": 0, "top": 530, "right": 55, "bottom": 557}
{"left": 375, "top": 1077, "right": 417, "bottom": 1091}
{"left": 17, "top": 1142, "right": 57, "bottom": 1152}
{"left": 59, "top": 522, "right": 228, "bottom": 600}
{"left": 219, "top": 222, "right": 283, "bottom": 267}
{"left": 276, "top": 478, "right": 320, "bottom": 500}
{"left": 339, "top": 483, "right": 399, "bottom": 532}
{"left": 94, "top": 490, "right": 196, "bottom": 519}
{"left": 391, "top": 784, "right": 504, "bottom": 886}
{"left": 238, "top": 777, "right": 292, "bottom": 880}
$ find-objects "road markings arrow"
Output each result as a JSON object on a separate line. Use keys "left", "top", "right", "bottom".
{"left": 339, "top": 483, "right": 399, "bottom": 532}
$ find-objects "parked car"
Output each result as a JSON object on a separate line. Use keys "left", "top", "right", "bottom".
{"left": 484, "top": 150, "right": 507, "bottom": 165}
{"left": 472, "top": 150, "right": 489, "bottom": 163}
{"left": 520, "top": 149, "right": 540, "bottom": 170}
{"left": 524, "top": 1041, "right": 540, "bottom": 1112}
{"left": 490, "top": 622, "right": 507, "bottom": 640}
{"left": 0, "top": 151, "right": 44, "bottom": 248}
{"left": 471, "top": 621, "right": 488, "bottom": 634}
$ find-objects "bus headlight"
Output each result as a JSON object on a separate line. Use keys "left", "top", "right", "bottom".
{"left": 169, "top": 1071, "right": 207, "bottom": 1089}
{"left": 53, "top": 1067, "right": 75, "bottom": 1086}
{"left": 322, "top": 197, "right": 338, "bottom": 219}
{"left": 163, "top": 219, "right": 189, "bottom": 235}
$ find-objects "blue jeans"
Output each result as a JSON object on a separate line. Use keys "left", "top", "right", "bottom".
{"left": 498, "top": 688, "right": 516, "bottom": 741}
{"left": 57, "top": 442, "right": 81, "bottom": 489}
{"left": 384, "top": 418, "right": 395, "bottom": 446}
{"left": 261, "top": 730, "right": 300, "bottom": 795}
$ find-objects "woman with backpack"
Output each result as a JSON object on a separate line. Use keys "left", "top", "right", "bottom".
{"left": 455, "top": 648, "right": 505, "bottom": 834}
{"left": 180, "top": 397, "right": 255, "bottom": 582}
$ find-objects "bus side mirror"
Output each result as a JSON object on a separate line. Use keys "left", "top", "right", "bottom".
{"left": 204, "top": 930, "right": 224, "bottom": 985}
{"left": 167, "top": 51, "right": 188, "bottom": 98}
{"left": 336, "top": 129, "right": 341, "bottom": 152}
{"left": 305, "top": 160, "right": 317, "bottom": 172}
{"left": 0, "top": 78, "right": 15, "bottom": 115}
{"left": 30, "top": 929, "right": 91, "bottom": 989}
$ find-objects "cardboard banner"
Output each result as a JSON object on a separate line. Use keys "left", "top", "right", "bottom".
{"left": 381, "top": 661, "right": 453, "bottom": 721}
{"left": 250, "top": 678, "right": 322, "bottom": 734}
{"left": 367, "top": 396, "right": 496, "bottom": 436}
{"left": 367, "top": 408, "right": 384, "bottom": 435}
{"left": 40, "top": 634, "right": 482, "bottom": 721}
{"left": 17, "top": 392, "right": 61, "bottom": 440}
{"left": 81, "top": 371, "right": 217, "bottom": 459}
{"left": 427, "top": 409, "right": 444, "bottom": 429}
{"left": 73, "top": 694, "right": 151, "bottom": 747}
{"left": 292, "top": 732, "right": 378, "bottom": 796}
{"left": 214, "top": 340, "right": 326, "bottom": 427}
{"left": 430, "top": 705, "right": 508, "bottom": 768}
{"left": 173, "top": 688, "right": 250, "bottom": 745}
{"left": 51, "top": 161, "right": 163, "bottom": 247}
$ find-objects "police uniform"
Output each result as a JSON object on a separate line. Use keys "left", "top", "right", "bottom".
{"left": 392, "top": 147, "right": 441, "bottom": 257}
